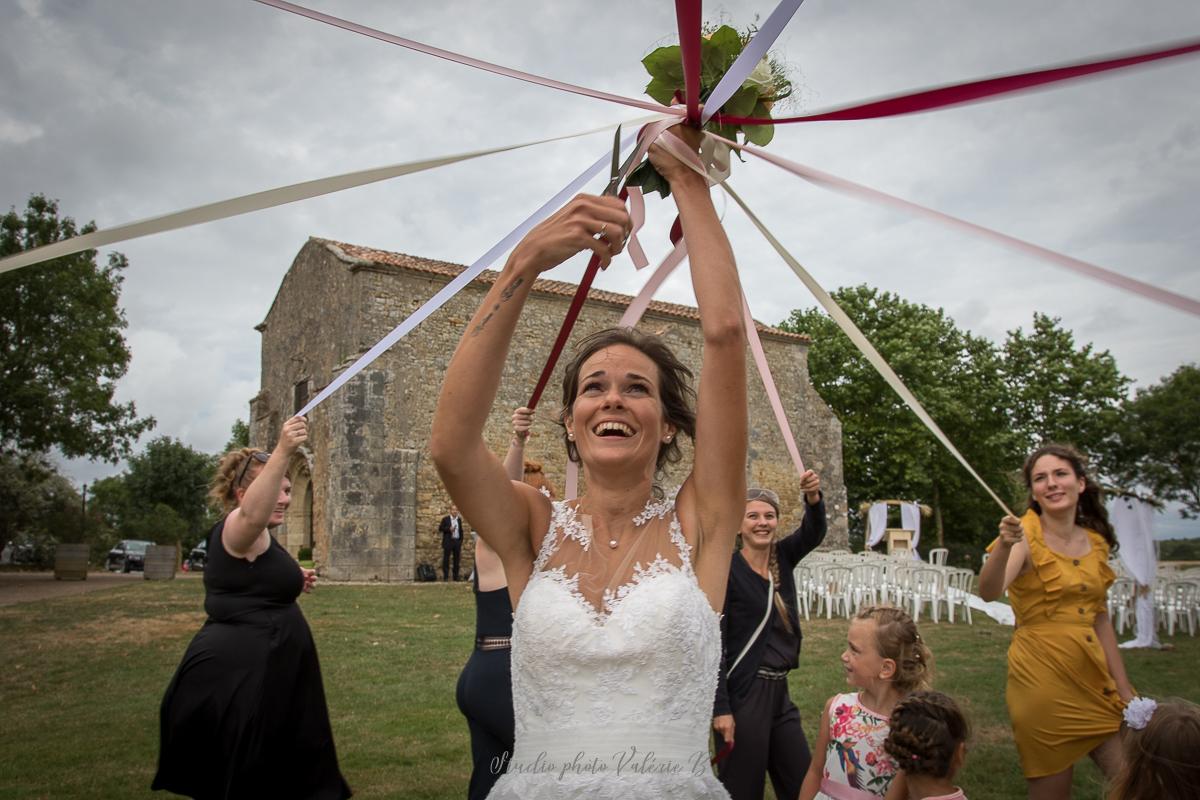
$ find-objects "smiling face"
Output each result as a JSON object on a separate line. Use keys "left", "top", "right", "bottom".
{"left": 565, "top": 344, "right": 675, "bottom": 475}
{"left": 235, "top": 469, "right": 292, "bottom": 529}
{"left": 841, "top": 618, "right": 893, "bottom": 690}
{"left": 740, "top": 499, "right": 779, "bottom": 551}
{"left": 1028, "top": 454, "right": 1085, "bottom": 517}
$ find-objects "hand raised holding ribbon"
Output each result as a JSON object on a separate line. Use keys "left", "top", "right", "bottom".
{"left": 509, "top": 194, "right": 631, "bottom": 274}
{"left": 646, "top": 125, "right": 708, "bottom": 188}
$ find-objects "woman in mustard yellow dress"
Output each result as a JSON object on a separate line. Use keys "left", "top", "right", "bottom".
{"left": 979, "top": 443, "right": 1133, "bottom": 799}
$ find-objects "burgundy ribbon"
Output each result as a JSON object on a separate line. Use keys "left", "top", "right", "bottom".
{"left": 526, "top": 252, "right": 603, "bottom": 410}
{"left": 713, "top": 37, "right": 1200, "bottom": 125}
{"left": 675, "top": 0, "right": 704, "bottom": 125}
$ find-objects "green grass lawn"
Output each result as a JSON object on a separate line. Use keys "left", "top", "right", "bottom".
{"left": 1, "top": 581, "right": 1196, "bottom": 799}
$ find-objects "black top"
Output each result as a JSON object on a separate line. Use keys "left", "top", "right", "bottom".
{"left": 472, "top": 567, "right": 513, "bottom": 638}
{"left": 713, "top": 495, "right": 826, "bottom": 716}
{"left": 203, "top": 521, "right": 303, "bottom": 622}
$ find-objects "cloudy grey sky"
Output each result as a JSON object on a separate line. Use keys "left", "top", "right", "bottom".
{"left": 3, "top": 0, "right": 1198, "bottom": 536}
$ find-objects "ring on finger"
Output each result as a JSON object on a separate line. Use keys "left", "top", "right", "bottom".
{"left": 595, "top": 223, "right": 609, "bottom": 241}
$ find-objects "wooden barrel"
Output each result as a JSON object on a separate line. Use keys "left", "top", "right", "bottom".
{"left": 143, "top": 544, "right": 177, "bottom": 581}
{"left": 53, "top": 543, "right": 90, "bottom": 581}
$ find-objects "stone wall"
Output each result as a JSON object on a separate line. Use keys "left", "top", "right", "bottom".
{"left": 252, "top": 237, "right": 848, "bottom": 581}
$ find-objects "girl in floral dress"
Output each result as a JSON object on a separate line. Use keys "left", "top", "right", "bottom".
{"left": 799, "top": 606, "right": 933, "bottom": 800}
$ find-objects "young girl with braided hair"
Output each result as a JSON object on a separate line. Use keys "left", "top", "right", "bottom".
{"left": 799, "top": 606, "right": 934, "bottom": 800}
{"left": 884, "top": 691, "right": 971, "bottom": 800}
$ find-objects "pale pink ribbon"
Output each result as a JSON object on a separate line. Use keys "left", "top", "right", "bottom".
{"left": 742, "top": 294, "right": 807, "bottom": 477}
{"left": 728, "top": 138, "right": 1200, "bottom": 318}
{"left": 252, "top": 0, "right": 682, "bottom": 118}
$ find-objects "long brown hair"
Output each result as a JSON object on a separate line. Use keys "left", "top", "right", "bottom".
{"left": 1022, "top": 443, "right": 1116, "bottom": 551}
{"left": 1108, "top": 700, "right": 1200, "bottom": 800}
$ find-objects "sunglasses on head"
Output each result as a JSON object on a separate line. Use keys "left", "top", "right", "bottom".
{"left": 236, "top": 451, "right": 271, "bottom": 487}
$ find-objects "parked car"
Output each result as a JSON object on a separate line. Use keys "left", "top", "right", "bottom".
{"left": 106, "top": 540, "right": 153, "bottom": 572}
{"left": 184, "top": 540, "right": 207, "bottom": 572}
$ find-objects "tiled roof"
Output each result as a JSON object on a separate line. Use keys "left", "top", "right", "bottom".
{"left": 317, "top": 238, "right": 810, "bottom": 343}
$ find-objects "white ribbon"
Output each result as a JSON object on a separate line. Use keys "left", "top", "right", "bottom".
{"left": 0, "top": 115, "right": 666, "bottom": 276}
{"left": 722, "top": 183, "right": 1016, "bottom": 517}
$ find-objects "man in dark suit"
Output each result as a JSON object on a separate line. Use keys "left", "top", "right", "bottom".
{"left": 439, "top": 504, "right": 466, "bottom": 581}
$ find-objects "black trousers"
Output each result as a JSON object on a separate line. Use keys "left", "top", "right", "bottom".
{"left": 456, "top": 648, "right": 514, "bottom": 800}
{"left": 714, "top": 676, "right": 811, "bottom": 800}
{"left": 442, "top": 541, "right": 461, "bottom": 581}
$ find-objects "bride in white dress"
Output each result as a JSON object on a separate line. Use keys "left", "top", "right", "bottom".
{"left": 431, "top": 126, "right": 747, "bottom": 798}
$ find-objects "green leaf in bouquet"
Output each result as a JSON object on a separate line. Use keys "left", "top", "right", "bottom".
{"left": 722, "top": 85, "right": 760, "bottom": 118}
{"left": 707, "top": 25, "right": 743, "bottom": 66}
{"left": 742, "top": 122, "right": 774, "bottom": 147}
{"left": 642, "top": 45, "right": 684, "bottom": 84}
{"left": 645, "top": 75, "right": 679, "bottom": 106}
{"left": 625, "top": 160, "right": 673, "bottom": 199}
{"left": 742, "top": 100, "right": 775, "bottom": 146}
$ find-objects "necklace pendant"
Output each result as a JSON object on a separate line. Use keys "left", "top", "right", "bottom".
{"left": 609, "top": 538, "right": 618, "bottom": 549}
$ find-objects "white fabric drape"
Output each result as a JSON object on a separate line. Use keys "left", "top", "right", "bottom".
{"left": 1110, "top": 497, "right": 1156, "bottom": 584}
{"left": 1110, "top": 496, "right": 1162, "bottom": 649}
{"left": 867, "top": 502, "right": 889, "bottom": 547}
{"left": 901, "top": 502, "right": 922, "bottom": 558}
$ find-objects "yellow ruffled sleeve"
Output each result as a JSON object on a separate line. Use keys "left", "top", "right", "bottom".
{"left": 1020, "top": 510, "right": 1066, "bottom": 617}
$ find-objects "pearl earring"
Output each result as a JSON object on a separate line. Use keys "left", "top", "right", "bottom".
{"left": 567, "top": 432, "right": 575, "bottom": 441}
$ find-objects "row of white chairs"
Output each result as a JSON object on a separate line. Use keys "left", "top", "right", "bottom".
{"left": 794, "top": 554, "right": 975, "bottom": 624}
{"left": 1107, "top": 576, "right": 1200, "bottom": 637}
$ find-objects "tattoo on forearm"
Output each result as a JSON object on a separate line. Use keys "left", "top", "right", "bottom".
{"left": 470, "top": 278, "right": 525, "bottom": 337}
{"left": 501, "top": 276, "right": 524, "bottom": 301}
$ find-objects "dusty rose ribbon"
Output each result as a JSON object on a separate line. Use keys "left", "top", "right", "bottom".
{"left": 714, "top": 37, "right": 1200, "bottom": 125}
{"left": 742, "top": 294, "right": 806, "bottom": 476}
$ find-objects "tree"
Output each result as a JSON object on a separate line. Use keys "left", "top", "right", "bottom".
{"left": 224, "top": 419, "right": 250, "bottom": 453}
{"left": 0, "top": 194, "right": 154, "bottom": 461}
{"left": 122, "top": 436, "right": 218, "bottom": 544}
{"left": 0, "top": 451, "right": 84, "bottom": 562}
{"left": 1116, "top": 364, "right": 1200, "bottom": 518}
{"left": 780, "top": 286, "right": 1019, "bottom": 555}
{"left": 1000, "top": 313, "right": 1129, "bottom": 477}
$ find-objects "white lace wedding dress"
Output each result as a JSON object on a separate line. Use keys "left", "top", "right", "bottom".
{"left": 486, "top": 497, "right": 730, "bottom": 799}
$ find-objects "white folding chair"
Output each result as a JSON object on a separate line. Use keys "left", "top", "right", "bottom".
{"left": 909, "top": 568, "right": 945, "bottom": 624}
{"left": 820, "top": 566, "right": 854, "bottom": 619}
{"left": 1107, "top": 577, "right": 1136, "bottom": 636}
{"left": 928, "top": 548, "right": 949, "bottom": 566}
{"left": 944, "top": 568, "right": 974, "bottom": 625}
{"left": 1161, "top": 581, "right": 1197, "bottom": 636}
{"left": 850, "top": 563, "right": 881, "bottom": 611}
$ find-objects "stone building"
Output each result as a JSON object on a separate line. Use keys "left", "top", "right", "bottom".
{"left": 250, "top": 237, "right": 847, "bottom": 581}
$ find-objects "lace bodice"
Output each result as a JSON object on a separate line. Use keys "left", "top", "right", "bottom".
{"left": 486, "top": 499, "right": 729, "bottom": 799}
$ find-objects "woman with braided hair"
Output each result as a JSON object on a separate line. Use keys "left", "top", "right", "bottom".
{"left": 711, "top": 471, "right": 826, "bottom": 800}
{"left": 883, "top": 691, "right": 971, "bottom": 800}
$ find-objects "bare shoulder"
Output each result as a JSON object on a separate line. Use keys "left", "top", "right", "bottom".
{"left": 512, "top": 480, "right": 554, "bottom": 554}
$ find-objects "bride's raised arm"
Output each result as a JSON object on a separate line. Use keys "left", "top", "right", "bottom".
{"left": 430, "top": 196, "right": 631, "bottom": 592}
{"left": 653, "top": 129, "right": 748, "bottom": 609}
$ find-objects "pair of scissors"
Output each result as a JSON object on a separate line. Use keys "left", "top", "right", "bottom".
{"left": 601, "top": 124, "right": 644, "bottom": 197}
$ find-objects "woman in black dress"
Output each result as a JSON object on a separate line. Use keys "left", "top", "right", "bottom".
{"left": 712, "top": 471, "right": 826, "bottom": 800}
{"left": 153, "top": 416, "right": 351, "bottom": 799}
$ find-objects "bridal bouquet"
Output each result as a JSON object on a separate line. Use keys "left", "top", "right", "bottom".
{"left": 628, "top": 23, "right": 793, "bottom": 198}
